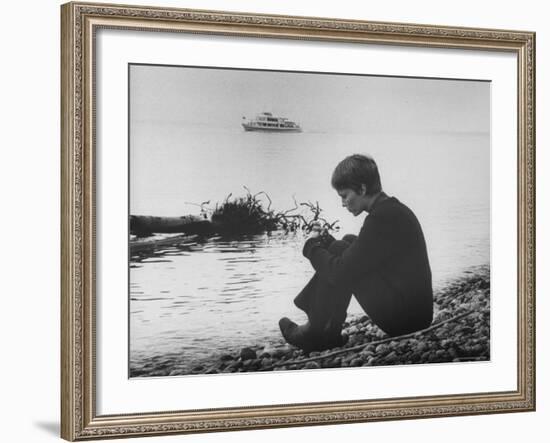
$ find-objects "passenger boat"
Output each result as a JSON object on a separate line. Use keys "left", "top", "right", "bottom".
{"left": 241, "top": 112, "right": 302, "bottom": 132}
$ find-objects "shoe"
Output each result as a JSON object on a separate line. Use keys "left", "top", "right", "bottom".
{"left": 279, "top": 317, "right": 311, "bottom": 350}
{"left": 279, "top": 317, "right": 347, "bottom": 353}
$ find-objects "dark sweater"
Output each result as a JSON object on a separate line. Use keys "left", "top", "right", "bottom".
{"left": 303, "top": 197, "right": 433, "bottom": 336}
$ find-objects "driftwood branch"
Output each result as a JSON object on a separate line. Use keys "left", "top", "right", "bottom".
{"left": 133, "top": 189, "right": 340, "bottom": 237}
{"left": 266, "top": 309, "right": 479, "bottom": 370}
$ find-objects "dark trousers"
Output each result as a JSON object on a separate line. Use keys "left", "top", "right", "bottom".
{"left": 294, "top": 235, "right": 357, "bottom": 338}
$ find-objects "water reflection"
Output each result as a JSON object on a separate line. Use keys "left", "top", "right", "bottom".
{"left": 129, "top": 226, "right": 490, "bottom": 373}
{"left": 130, "top": 232, "right": 315, "bottom": 370}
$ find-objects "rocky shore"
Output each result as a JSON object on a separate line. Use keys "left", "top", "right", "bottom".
{"left": 130, "top": 267, "right": 490, "bottom": 377}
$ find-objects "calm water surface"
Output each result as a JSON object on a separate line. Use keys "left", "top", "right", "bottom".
{"left": 130, "top": 125, "right": 490, "bottom": 371}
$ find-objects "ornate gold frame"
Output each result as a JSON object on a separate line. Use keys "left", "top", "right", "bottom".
{"left": 61, "top": 2, "right": 536, "bottom": 440}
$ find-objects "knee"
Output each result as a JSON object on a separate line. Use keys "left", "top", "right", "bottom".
{"left": 328, "top": 239, "right": 350, "bottom": 255}
{"left": 342, "top": 234, "right": 357, "bottom": 244}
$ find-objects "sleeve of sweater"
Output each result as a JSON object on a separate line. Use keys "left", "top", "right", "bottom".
{"left": 303, "top": 213, "right": 396, "bottom": 287}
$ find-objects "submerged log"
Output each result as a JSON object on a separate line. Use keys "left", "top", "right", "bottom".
{"left": 130, "top": 215, "right": 214, "bottom": 236}
{"left": 130, "top": 234, "right": 197, "bottom": 254}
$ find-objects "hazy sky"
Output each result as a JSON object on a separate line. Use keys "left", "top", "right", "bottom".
{"left": 130, "top": 64, "right": 490, "bottom": 135}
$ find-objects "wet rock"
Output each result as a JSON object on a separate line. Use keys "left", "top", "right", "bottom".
{"left": 421, "top": 351, "right": 431, "bottom": 362}
{"left": 272, "top": 346, "right": 293, "bottom": 359}
{"left": 154, "top": 361, "right": 170, "bottom": 370}
{"left": 348, "top": 335, "right": 363, "bottom": 346}
{"left": 220, "top": 354, "right": 235, "bottom": 361}
{"left": 471, "top": 344, "right": 484, "bottom": 355}
{"left": 366, "top": 356, "right": 379, "bottom": 366}
{"left": 365, "top": 344, "right": 376, "bottom": 353}
{"left": 416, "top": 342, "right": 428, "bottom": 353}
{"left": 342, "top": 354, "right": 356, "bottom": 364}
{"left": 227, "top": 361, "right": 243, "bottom": 371}
{"left": 261, "top": 357, "right": 273, "bottom": 368}
{"left": 359, "top": 350, "right": 374, "bottom": 360}
{"left": 242, "top": 359, "right": 261, "bottom": 370}
{"left": 240, "top": 347, "right": 257, "bottom": 361}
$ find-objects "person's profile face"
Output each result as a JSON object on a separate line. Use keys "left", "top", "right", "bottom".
{"left": 336, "top": 187, "right": 366, "bottom": 216}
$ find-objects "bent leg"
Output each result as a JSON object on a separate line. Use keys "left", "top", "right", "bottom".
{"left": 283, "top": 238, "right": 354, "bottom": 351}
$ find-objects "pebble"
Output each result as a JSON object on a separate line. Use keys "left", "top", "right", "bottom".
{"left": 271, "top": 347, "right": 292, "bottom": 359}
{"left": 261, "top": 357, "right": 273, "bottom": 368}
{"left": 360, "top": 350, "right": 374, "bottom": 359}
{"left": 240, "top": 347, "right": 257, "bottom": 361}
{"left": 227, "top": 361, "right": 242, "bottom": 371}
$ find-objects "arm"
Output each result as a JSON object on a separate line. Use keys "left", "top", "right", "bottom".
{"left": 303, "top": 213, "right": 396, "bottom": 287}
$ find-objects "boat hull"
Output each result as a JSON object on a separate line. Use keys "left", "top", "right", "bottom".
{"left": 242, "top": 123, "right": 302, "bottom": 133}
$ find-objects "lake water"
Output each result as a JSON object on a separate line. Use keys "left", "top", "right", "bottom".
{"left": 129, "top": 124, "right": 490, "bottom": 372}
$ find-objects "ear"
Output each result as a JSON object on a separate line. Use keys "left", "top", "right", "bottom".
{"left": 360, "top": 184, "right": 368, "bottom": 196}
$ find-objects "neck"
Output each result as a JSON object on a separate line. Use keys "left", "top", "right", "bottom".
{"left": 365, "top": 191, "right": 387, "bottom": 212}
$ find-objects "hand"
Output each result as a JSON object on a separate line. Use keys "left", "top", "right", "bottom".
{"left": 307, "top": 230, "right": 321, "bottom": 241}
{"left": 307, "top": 222, "right": 323, "bottom": 240}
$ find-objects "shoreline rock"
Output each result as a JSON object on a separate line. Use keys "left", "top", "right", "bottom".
{"left": 130, "top": 266, "right": 490, "bottom": 377}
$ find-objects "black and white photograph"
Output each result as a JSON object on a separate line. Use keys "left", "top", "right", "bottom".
{"left": 128, "top": 64, "right": 491, "bottom": 378}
